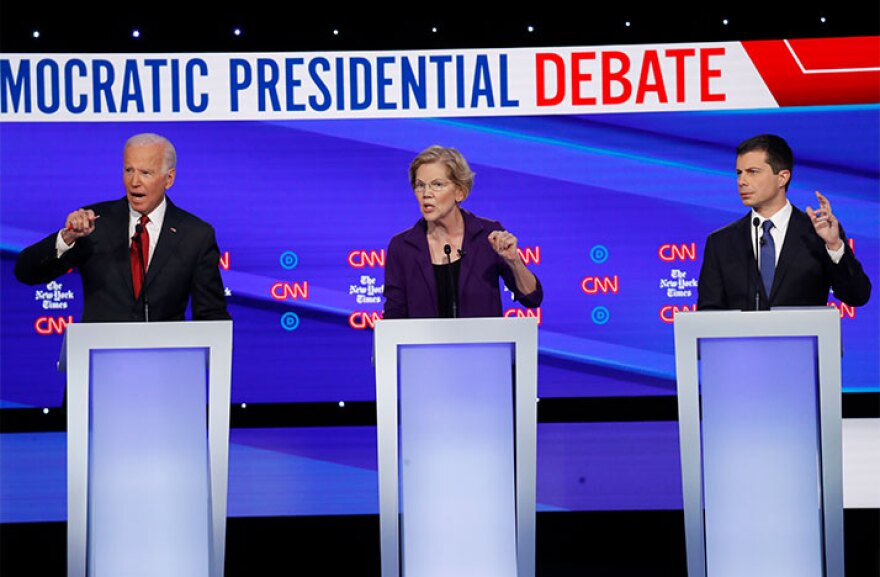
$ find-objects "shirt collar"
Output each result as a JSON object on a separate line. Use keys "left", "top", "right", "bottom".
{"left": 752, "top": 200, "right": 792, "bottom": 232}
{"left": 129, "top": 196, "right": 167, "bottom": 230}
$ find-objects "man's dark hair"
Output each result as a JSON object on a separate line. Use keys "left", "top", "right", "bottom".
{"left": 737, "top": 134, "right": 794, "bottom": 190}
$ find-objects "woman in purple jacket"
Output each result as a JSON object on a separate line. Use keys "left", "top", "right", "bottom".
{"left": 382, "top": 145, "right": 543, "bottom": 319}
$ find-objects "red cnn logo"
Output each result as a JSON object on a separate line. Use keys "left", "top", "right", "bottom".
{"left": 348, "top": 250, "right": 386, "bottom": 268}
{"left": 517, "top": 246, "right": 541, "bottom": 265}
{"left": 504, "top": 307, "right": 542, "bottom": 325}
{"left": 829, "top": 302, "right": 857, "bottom": 319}
{"left": 659, "top": 304, "right": 697, "bottom": 323}
{"left": 219, "top": 251, "right": 230, "bottom": 270}
{"left": 581, "top": 276, "right": 619, "bottom": 294}
{"left": 35, "top": 315, "right": 74, "bottom": 335}
{"left": 349, "top": 311, "right": 383, "bottom": 329}
{"left": 658, "top": 243, "right": 697, "bottom": 262}
{"left": 270, "top": 281, "right": 310, "bottom": 300}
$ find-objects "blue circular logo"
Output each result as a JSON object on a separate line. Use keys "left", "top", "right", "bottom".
{"left": 590, "top": 245, "right": 609, "bottom": 264}
{"left": 591, "top": 306, "right": 610, "bottom": 325}
{"left": 280, "top": 311, "right": 300, "bottom": 331}
{"left": 280, "top": 251, "right": 299, "bottom": 270}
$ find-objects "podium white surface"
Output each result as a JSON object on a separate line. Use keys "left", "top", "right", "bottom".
{"left": 373, "top": 317, "right": 538, "bottom": 577}
{"left": 674, "top": 308, "right": 843, "bottom": 577}
{"left": 60, "top": 320, "right": 233, "bottom": 577}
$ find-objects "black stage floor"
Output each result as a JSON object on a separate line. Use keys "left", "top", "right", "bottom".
{"left": 2, "top": 509, "right": 878, "bottom": 576}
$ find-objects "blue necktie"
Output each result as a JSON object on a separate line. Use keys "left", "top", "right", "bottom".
{"left": 760, "top": 219, "right": 775, "bottom": 296}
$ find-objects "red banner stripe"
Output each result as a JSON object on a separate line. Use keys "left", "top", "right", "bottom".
{"left": 742, "top": 38, "right": 880, "bottom": 107}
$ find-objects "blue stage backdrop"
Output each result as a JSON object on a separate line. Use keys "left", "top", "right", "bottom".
{"left": 1, "top": 39, "right": 878, "bottom": 522}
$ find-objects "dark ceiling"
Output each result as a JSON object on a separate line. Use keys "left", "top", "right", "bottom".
{"left": 2, "top": 4, "right": 879, "bottom": 53}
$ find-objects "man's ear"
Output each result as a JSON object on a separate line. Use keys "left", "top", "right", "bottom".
{"left": 165, "top": 168, "right": 176, "bottom": 190}
{"left": 777, "top": 169, "right": 791, "bottom": 188}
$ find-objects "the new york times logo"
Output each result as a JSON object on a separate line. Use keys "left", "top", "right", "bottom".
{"left": 34, "top": 280, "right": 74, "bottom": 310}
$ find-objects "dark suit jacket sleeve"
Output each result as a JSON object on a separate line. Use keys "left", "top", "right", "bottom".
{"left": 189, "top": 224, "right": 232, "bottom": 320}
{"left": 697, "top": 231, "right": 727, "bottom": 310}
{"left": 498, "top": 260, "right": 543, "bottom": 308}
{"left": 484, "top": 216, "right": 543, "bottom": 309}
{"left": 829, "top": 228, "right": 872, "bottom": 307}
{"left": 15, "top": 231, "right": 83, "bottom": 285}
{"left": 382, "top": 234, "right": 408, "bottom": 319}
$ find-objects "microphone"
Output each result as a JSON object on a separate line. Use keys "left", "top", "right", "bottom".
{"left": 444, "top": 244, "right": 458, "bottom": 318}
{"left": 457, "top": 248, "right": 466, "bottom": 258}
{"left": 752, "top": 217, "right": 761, "bottom": 311}
{"left": 132, "top": 223, "right": 150, "bottom": 322}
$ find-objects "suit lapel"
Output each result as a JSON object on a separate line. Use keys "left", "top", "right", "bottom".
{"left": 403, "top": 220, "right": 438, "bottom": 316}
{"left": 102, "top": 198, "right": 137, "bottom": 298}
{"left": 736, "top": 214, "right": 765, "bottom": 299}
{"left": 144, "top": 200, "right": 182, "bottom": 290}
{"left": 458, "top": 210, "right": 483, "bottom": 296}
{"left": 771, "top": 206, "right": 808, "bottom": 299}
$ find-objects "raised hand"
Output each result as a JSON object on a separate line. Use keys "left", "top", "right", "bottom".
{"left": 488, "top": 230, "right": 519, "bottom": 263}
{"left": 61, "top": 208, "right": 99, "bottom": 245}
{"left": 805, "top": 191, "right": 843, "bottom": 251}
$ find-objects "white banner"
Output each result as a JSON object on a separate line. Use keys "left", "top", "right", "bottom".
{"left": 1, "top": 42, "right": 778, "bottom": 121}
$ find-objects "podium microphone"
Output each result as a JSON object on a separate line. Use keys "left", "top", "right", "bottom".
{"left": 752, "top": 217, "right": 761, "bottom": 311}
{"left": 133, "top": 224, "right": 150, "bottom": 322}
{"left": 444, "top": 244, "right": 458, "bottom": 318}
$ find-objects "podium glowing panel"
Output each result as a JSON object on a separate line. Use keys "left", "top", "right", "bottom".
{"left": 398, "top": 343, "right": 516, "bottom": 577}
{"left": 699, "top": 337, "right": 822, "bottom": 577}
{"left": 374, "top": 317, "right": 537, "bottom": 577}
{"left": 89, "top": 348, "right": 210, "bottom": 577}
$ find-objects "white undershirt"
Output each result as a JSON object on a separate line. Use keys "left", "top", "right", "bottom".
{"left": 750, "top": 200, "right": 844, "bottom": 267}
{"left": 750, "top": 202, "right": 790, "bottom": 268}
{"left": 128, "top": 198, "right": 166, "bottom": 269}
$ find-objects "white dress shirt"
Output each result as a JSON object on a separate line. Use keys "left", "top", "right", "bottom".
{"left": 750, "top": 200, "right": 844, "bottom": 269}
{"left": 128, "top": 198, "right": 166, "bottom": 269}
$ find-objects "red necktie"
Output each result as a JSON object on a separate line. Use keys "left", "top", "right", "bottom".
{"left": 131, "top": 215, "right": 150, "bottom": 298}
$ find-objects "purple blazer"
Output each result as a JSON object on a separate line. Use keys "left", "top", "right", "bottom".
{"left": 382, "top": 209, "right": 543, "bottom": 318}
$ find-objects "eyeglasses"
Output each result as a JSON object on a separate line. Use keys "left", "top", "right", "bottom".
{"left": 413, "top": 180, "right": 451, "bottom": 193}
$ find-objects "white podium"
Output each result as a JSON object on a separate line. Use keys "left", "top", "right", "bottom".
{"left": 59, "top": 321, "right": 233, "bottom": 577}
{"left": 373, "top": 317, "right": 538, "bottom": 577}
{"left": 674, "top": 308, "right": 843, "bottom": 577}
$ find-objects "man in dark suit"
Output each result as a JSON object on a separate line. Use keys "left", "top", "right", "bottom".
{"left": 15, "top": 132, "right": 231, "bottom": 322}
{"left": 697, "top": 134, "right": 871, "bottom": 311}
